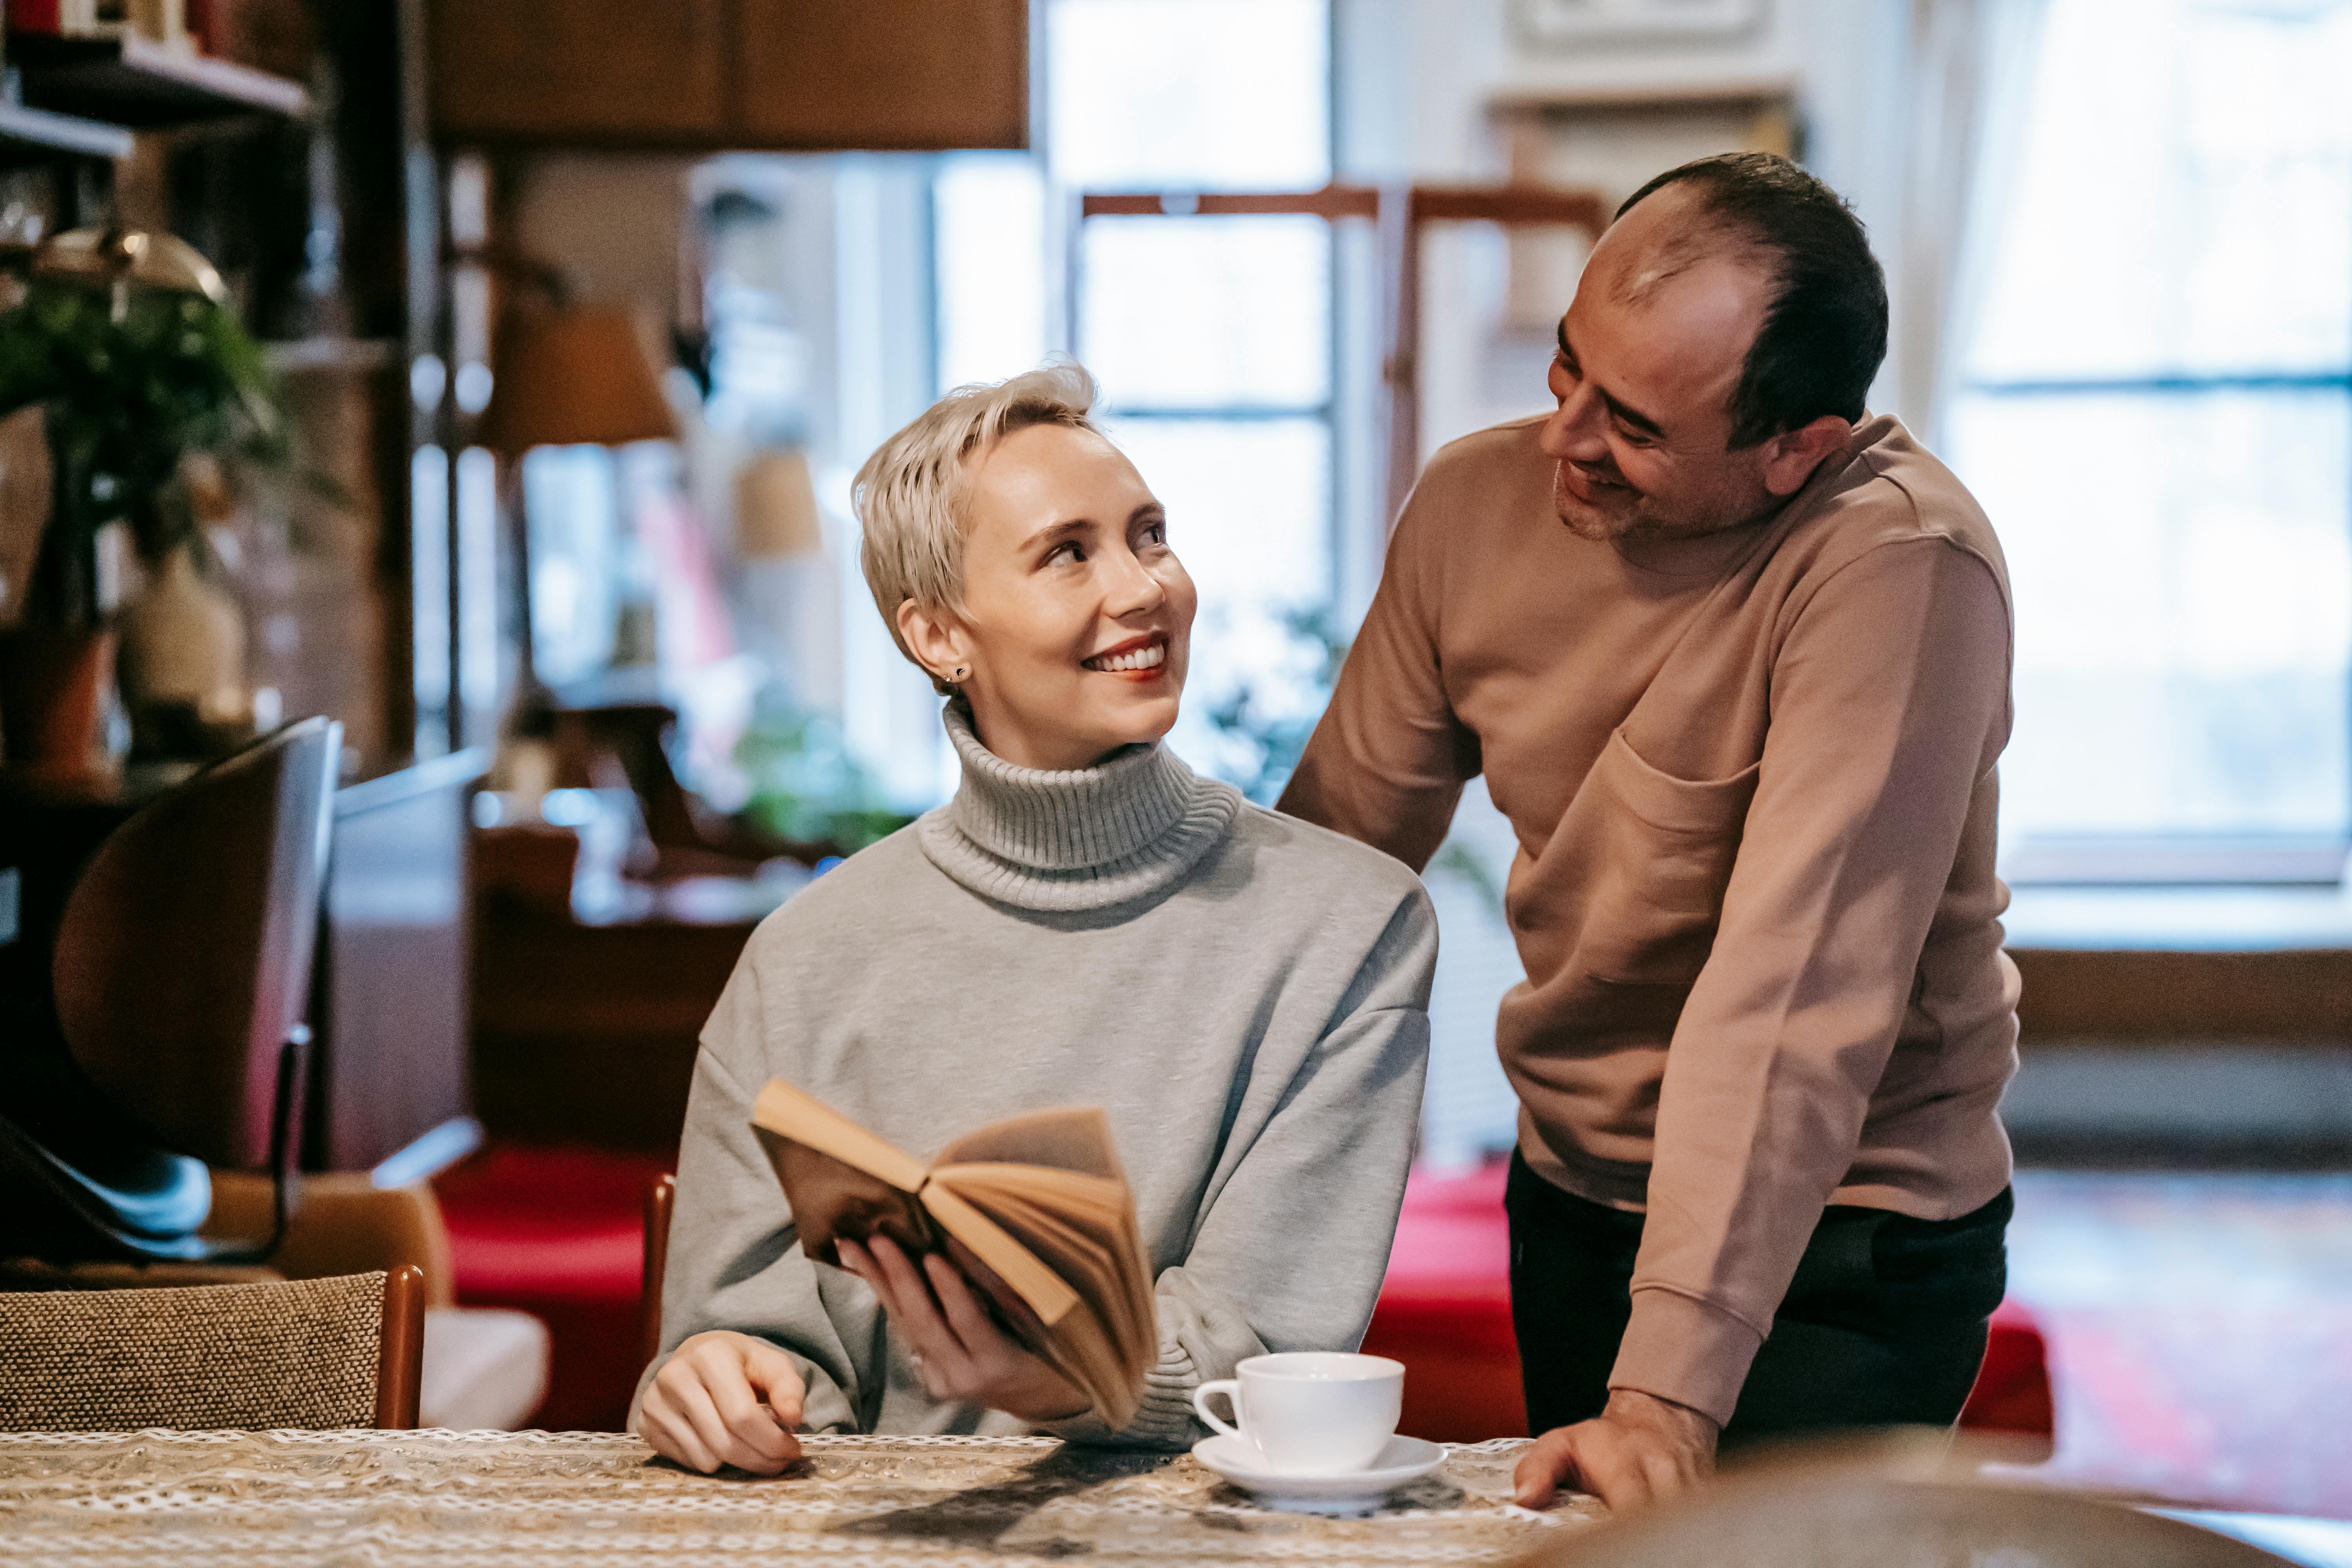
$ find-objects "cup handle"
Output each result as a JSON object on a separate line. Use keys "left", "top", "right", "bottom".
{"left": 1192, "top": 1379, "right": 1243, "bottom": 1441}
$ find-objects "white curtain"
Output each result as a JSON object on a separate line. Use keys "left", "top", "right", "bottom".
{"left": 1887, "top": 0, "right": 2051, "bottom": 450}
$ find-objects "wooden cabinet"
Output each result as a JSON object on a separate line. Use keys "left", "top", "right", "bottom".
{"left": 736, "top": 0, "right": 1027, "bottom": 151}
{"left": 428, "top": 0, "right": 730, "bottom": 143}
{"left": 428, "top": 0, "right": 1028, "bottom": 152}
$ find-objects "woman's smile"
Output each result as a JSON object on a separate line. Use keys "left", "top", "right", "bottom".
{"left": 1083, "top": 634, "right": 1169, "bottom": 679}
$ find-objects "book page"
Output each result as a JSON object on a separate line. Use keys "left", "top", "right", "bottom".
{"left": 919, "top": 1181, "right": 1080, "bottom": 1328}
{"left": 943, "top": 1173, "right": 1148, "bottom": 1357}
{"left": 746, "top": 1080, "right": 1146, "bottom": 1426}
{"left": 936, "top": 1107, "right": 1126, "bottom": 1184}
{"left": 751, "top": 1080, "right": 930, "bottom": 1191}
{"left": 756, "top": 1128, "right": 934, "bottom": 1268}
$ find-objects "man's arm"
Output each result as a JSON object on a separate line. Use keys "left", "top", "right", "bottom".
{"left": 1516, "top": 535, "right": 2011, "bottom": 1503}
{"left": 1278, "top": 478, "right": 1479, "bottom": 868}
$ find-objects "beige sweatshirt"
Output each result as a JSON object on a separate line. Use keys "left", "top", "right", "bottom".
{"left": 1279, "top": 413, "right": 2019, "bottom": 1425}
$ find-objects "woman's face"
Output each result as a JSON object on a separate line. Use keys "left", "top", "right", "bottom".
{"left": 900, "top": 422, "right": 1195, "bottom": 772}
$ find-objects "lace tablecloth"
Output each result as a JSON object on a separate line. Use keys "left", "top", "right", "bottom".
{"left": 0, "top": 1430, "right": 1596, "bottom": 1567}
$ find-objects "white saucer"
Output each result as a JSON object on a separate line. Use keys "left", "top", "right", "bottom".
{"left": 1192, "top": 1434, "right": 1448, "bottom": 1512}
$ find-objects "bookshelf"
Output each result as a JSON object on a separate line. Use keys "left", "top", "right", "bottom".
{"left": 0, "top": 99, "right": 132, "bottom": 165}
{"left": 8, "top": 30, "right": 309, "bottom": 126}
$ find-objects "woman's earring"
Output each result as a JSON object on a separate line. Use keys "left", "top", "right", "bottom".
{"left": 952, "top": 665, "right": 968, "bottom": 683}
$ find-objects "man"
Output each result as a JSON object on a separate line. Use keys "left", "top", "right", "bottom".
{"left": 1279, "top": 152, "right": 2017, "bottom": 1511}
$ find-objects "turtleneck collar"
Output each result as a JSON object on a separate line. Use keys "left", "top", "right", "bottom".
{"left": 916, "top": 699, "right": 1243, "bottom": 913}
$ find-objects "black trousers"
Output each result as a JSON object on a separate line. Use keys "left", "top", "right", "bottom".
{"left": 1505, "top": 1150, "right": 2011, "bottom": 1443}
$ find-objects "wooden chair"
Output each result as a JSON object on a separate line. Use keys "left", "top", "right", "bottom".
{"left": 640, "top": 1172, "right": 676, "bottom": 1372}
{"left": 0, "top": 717, "right": 341, "bottom": 1264}
{"left": 1519, "top": 1463, "right": 2293, "bottom": 1568}
{"left": 0, "top": 1265, "right": 425, "bottom": 1431}
{"left": 204, "top": 1170, "right": 553, "bottom": 1432}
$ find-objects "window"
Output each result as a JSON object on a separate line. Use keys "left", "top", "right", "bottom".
{"left": 935, "top": 0, "right": 1339, "bottom": 792}
{"left": 1947, "top": 0, "right": 2352, "bottom": 880}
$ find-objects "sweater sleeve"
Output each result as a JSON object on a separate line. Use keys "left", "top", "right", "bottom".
{"left": 1278, "top": 469, "right": 1479, "bottom": 873}
{"left": 628, "top": 957, "right": 868, "bottom": 1436}
{"left": 1607, "top": 537, "right": 2012, "bottom": 1425}
{"left": 1041, "top": 888, "right": 1439, "bottom": 1448}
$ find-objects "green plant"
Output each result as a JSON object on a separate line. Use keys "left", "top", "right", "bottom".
{"left": 1200, "top": 603, "right": 1351, "bottom": 805}
{"left": 737, "top": 697, "right": 913, "bottom": 852}
{"left": 0, "top": 274, "right": 288, "bottom": 622}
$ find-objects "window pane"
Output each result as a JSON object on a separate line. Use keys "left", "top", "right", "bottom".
{"left": 1949, "top": 388, "right": 2351, "bottom": 839}
{"left": 1971, "top": 0, "right": 2352, "bottom": 383}
{"left": 1082, "top": 216, "right": 1330, "bottom": 410}
{"left": 935, "top": 154, "right": 1049, "bottom": 388}
{"left": 1104, "top": 417, "right": 1331, "bottom": 773}
{"left": 410, "top": 445, "right": 449, "bottom": 718}
{"left": 1048, "top": 0, "right": 1329, "bottom": 191}
{"left": 521, "top": 444, "right": 620, "bottom": 686}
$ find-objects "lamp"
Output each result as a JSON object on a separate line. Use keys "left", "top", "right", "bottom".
{"left": 31, "top": 226, "right": 230, "bottom": 305}
{"left": 475, "top": 304, "right": 679, "bottom": 456}
{"left": 733, "top": 448, "right": 830, "bottom": 708}
{"left": 733, "top": 449, "right": 823, "bottom": 560}
{"left": 471, "top": 302, "right": 680, "bottom": 710}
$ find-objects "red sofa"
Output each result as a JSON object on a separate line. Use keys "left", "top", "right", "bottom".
{"left": 1364, "top": 1161, "right": 2054, "bottom": 1445}
{"left": 441, "top": 1146, "right": 2053, "bottom": 1443}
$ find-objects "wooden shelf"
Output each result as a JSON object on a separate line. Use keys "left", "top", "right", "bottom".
{"left": 8, "top": 31, "right": 309, "bottom": 127}
{"left": 0, "top": 100, "right": 134, "bottom": 165}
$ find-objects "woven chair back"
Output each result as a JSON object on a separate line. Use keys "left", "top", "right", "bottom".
{"left": 0, "top": 1269, "right": 416, "bottom": 1431}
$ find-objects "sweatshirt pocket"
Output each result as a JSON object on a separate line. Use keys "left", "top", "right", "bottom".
{"left": 1570, "top": 728, "right": 1760, "bottom": 987}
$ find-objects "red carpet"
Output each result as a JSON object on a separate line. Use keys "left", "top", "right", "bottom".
{"left": 2007, "top": 1171, "right": 2352, "bottom": 1518}
{"left": 2027, "top": 1303, "right": 2352, "bottom": 1515}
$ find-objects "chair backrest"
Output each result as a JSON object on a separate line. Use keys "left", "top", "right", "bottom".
{"left": 0, "top": 1265, "right": 424, "bottom": 1431}
{"left": 1524, "top": 1470, "right": 2296, "bottom": 1568}
{"left": 640, "top": 1172, "right": 675, "bottom": 1371}
{"left": 51, "top": 717, "right": 341, "bottom": 1170}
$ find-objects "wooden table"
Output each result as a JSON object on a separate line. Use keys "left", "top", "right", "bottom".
{"left": 0, "top": 1430, "right": 1590, "bottom": 1565}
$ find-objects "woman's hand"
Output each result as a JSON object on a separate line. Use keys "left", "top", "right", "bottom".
{"left": 634, "top": 1330, "right": 806, "bottom": 1475}
{"left": 838, "top": 1236, "right": 1091, "bottom": 1423}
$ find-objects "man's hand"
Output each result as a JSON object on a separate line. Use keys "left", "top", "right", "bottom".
{"left": 839, "top": 1236, "right": 1091, "bottom": 1423}
{"left": 1513, "top": 1389, "right": 1719, "bottom": 1512}
{"left": 634, "top": 1330, "right": 806, "bottom": 1475}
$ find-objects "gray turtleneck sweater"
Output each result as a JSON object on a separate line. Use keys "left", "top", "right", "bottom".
{"left": 637, "top": 704, "right": 1437, "bottom": 1447}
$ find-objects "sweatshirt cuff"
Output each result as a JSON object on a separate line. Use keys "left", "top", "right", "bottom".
{"left": 1034, "top": 1340, "right": 1203, "bottom": 1450}
{"left": 1606, "top": 1287, "right": 1765, "bottom": 1428}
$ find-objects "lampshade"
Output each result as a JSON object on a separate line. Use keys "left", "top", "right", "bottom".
{"left": 734, "top": 450, "right": 824, "bottom": 559}
{"left": 475, "top": 304, "right": 680, "bottom": 455}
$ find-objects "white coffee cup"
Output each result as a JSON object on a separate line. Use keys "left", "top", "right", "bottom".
{"left": 1191, "top": 1351, "right": 1405, "bottom": 1475}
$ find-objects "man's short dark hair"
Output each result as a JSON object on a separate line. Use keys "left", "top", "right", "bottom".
{"left": 1616, "top": 152, "right": 1888, "bottom": 449}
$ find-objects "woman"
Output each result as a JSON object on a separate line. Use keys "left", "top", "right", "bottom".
{"left": 631, "top": 363, "right": 1434, "bottom": 1474}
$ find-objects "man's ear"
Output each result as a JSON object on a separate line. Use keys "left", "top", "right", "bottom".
{"left": 1759, "top": 414, "right": 1854, "bottom": 497}
{"left": 896, "top": 598, "right": 973, "bottom": 684}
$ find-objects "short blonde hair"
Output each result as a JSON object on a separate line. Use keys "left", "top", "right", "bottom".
{"left": 854, "top": 361, "right": 1103, "bottom": 691}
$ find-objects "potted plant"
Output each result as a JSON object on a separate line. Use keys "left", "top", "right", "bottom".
{"left": 0, "top": 227, "right": 287, "bottom": 771}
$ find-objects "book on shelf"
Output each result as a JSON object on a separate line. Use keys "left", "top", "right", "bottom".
{"left": 11, "top": 0, "right": 188, "bottom": 47}
{"left": 750, "top": 1078, "right": 1155, "bottom": 1429}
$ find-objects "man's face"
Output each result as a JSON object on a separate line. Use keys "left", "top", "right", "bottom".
{"left": 1539, "top": 190, "right": 1785, "bottom": 543}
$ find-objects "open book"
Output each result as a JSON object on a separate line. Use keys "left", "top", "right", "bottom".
{"left": 750, "top": 1079, "right": 1156, "bottom": 1430}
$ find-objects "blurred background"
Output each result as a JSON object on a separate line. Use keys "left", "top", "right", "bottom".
{"left": 0, "top": 0, "right": 2347, "bottom": 1532}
